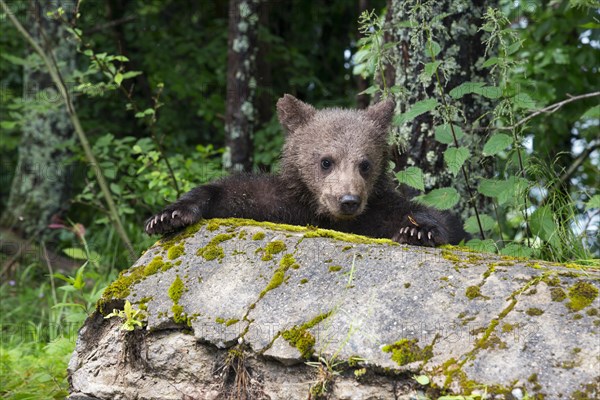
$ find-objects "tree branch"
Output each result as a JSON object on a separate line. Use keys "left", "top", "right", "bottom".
{"left": 500, "top": 91, "right": 600, "bottom": 130}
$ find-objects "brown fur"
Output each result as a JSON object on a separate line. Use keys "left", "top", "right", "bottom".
{"left": 145, "top": 95, "right": 467, "bottom": 246}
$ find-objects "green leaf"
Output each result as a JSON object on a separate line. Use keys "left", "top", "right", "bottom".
{"left": 393, "top": 99, "right": 438, "bottom": 126}
{"left": 395, "top": 166, "right": 425, "bottom": 192}
{"left": 585, "top": 195, "right": 600, "bottom": 211}
{"left": 478, "top": 177, "right": 529, "bottom": 205}
{"left": 414, "top": 187, "right": 460, "bottom": 210}
{"left": 434, "top": 124, "right": 464, "bottom": 145}
{"left": 506, "top": 40, "right": 522, "bottom": 55}
{"left": 427, "top": 40, "right": 441, "bottom": 57}
{"left": 482, "top": 57, "right": 499, "bottom": 68}
{"left": 480, "top": 86, "right": 502, "bottom": 99}
{"left": 579, "top": 22, "right": 600, "bottom": 29}
{"left": 1, "top": 53, "right": 32, "bottom": 66}
{"left": 512, "top": 93, "right": 536, "bottom": 110}
{"left": 414, "top": 374, "right": 430, "bottom": 385}
{"left": 449, "top": 82, "right": 502, "bottom": 99}
{"left": 113, "top": 55, "right": 129, "bottom": 62}
{"left": 449, "top": 82, "right": 485, "bottom": 99}
{"left": 465, "top": 239, "right": 497, "bottom": 253}
{"left": 423, "top": 61, "right": 441, "bottom": 78}
{"left": 0, "top": 121, "right": 18, "bottom": 130}
{"left": 464, "top": 214, "right": 496, "bottom": 234}
{"left": 122, "top": 70, "right": 143, "bottom": 80}
{"left": 63, "top": 248, "right": 88, "bottom": 260}
{"left": 359, "top": 85, "right": 380, "bottom": 95}
{"left": 500, "top": 243, "right": 533, "bottom": 258}
{"left": 114, "top": 73, "right": 123, "bottom": 85}
{"left": 581, "top": 105, "right": 600, "bottom": 120}
{"left": 110, "top": 183, "right": 122, "bottom": 195}
{"left": 483, "top": 134, "right": 513, "bottom": 156}
{"left": 530, "top": 206, "right": 560, "bottom": 248}
{"left": 444, "top": 147, "right": 470, "bottom": 176}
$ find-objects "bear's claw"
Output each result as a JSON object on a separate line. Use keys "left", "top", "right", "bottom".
{"left": 393, "top": 226, "right": 436, "bottom": 247}
{"left": 145, "top": 205, "right": 200, "bottom": 235}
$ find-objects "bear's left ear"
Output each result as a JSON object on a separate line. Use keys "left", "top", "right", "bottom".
{"left": 365, "top": 98, "right": 396, "bottom": 130}
{"left": 277, "top": 94, "right": 317, "bottom": 134}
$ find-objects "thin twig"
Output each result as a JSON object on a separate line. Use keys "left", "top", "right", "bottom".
{"left": 86, "top": 15, "right": 136, "bottom": 35}
{"left": 500, "top": 91, "right": 600, "bottom": 130}
{"left": 1, "top": 0, "right": 136, "bottom": 259}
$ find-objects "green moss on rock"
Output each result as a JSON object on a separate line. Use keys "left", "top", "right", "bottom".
{"left": 466, "top": 285, "right": 482, "bottom": 299}
{"left": 328, "top": 265, "right": 342, "bottom": 272}
{"left": 567, "top": 281, "right": 598, "bottom": 311}
{"left": 144, "top": 256, "right": 164, "bottom": 275}
{"left": 551, "top": 288, "right": 567, "bottom": 302}
{"left": 261, "top": 240, "right": 287, "bottom": 261}
{"left": 280, "top": 312, "right": 333, "bottom": 359}
{"left": 196, "top": 233, "right": 235, "bottom": 261}
{"left": 281, "top": 327, "right": 315, "bottom": 359}
{"left": 168, "top": 275, "right": 186, "bottom": 303}
{"left": 381, "top": 339, "right": 433, "bottom": 366}
{"left": 252, "top": 231, "right": 265, "bottom": 240}
{"left": 167, "top": 244, "right": 185, "bottom": 260}
{"left": 526, "top": 307, "right": 544, "bottom": 316}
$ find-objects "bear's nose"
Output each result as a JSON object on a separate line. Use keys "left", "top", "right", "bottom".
{"left": 340, "top": 195, "right": 361, "bottom": 214}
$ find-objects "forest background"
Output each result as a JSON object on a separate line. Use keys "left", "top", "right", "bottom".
{"left": 0, "top": 0, "right": 598, "bottom": 398}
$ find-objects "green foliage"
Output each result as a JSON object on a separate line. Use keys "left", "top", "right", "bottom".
{"left": 104, "top": 300, "right": 147, "bottom": 331}
{"left": 0, "top": 338, "right": 73, "bottom": 399}
{"left": 357, "top": 1, "right": 599, "bottom": 262}
{"left": 74, "top": 133, "right": 223, "bottom": 225}
{"left": 395, "top": 166, "right": 425, "bottom": 192}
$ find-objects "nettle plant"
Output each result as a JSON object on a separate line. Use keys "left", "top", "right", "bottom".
{"left": 355, "top": 7, "right": 599, "bottom": 263}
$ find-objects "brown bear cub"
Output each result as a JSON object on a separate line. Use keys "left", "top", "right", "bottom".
{"left": 145, "top": 94, "right": 466, "bottom": 246}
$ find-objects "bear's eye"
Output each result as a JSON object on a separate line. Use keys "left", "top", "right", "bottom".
{"left": 359, "top": 160, "right": 370, "bottom": 173}
{"left": 321, "top": 158, "right": 333, "bottom": 170}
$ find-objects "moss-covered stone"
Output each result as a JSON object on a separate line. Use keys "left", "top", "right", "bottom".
{"left": 281, "top": 327, "right": 315, "bottom": 359}
{"left": 196, "top": 233, "right": 235, "bottom": 261}
{"left": 259, "top": 253, "right": 297, "bottom": 298}
{"left": 280, "top": 312, "right": 333, "bottom": 359}
{"left": 252, "top": 231, "right": 265, "bottom": 240}
{"left": 567, "top": 281, "right": 598, "bottom": 311}
{"left": 381, "top": 339, "right": 433, "bottom": 366}
{"left": 167, "top": 244, "right": 184, "bottom": 260}
{"left": 261, "top": 240, "right": 287, "bottom": 261}
{"left": 168, "top": 275, "right": 185, "bottom": 303}
{"left": 144, "top": 256, "right": 164, "bottom": 275}
{"left": 465, "top": 285, "right": 482, "bottom": 299}
{"left": 550, "top": 288, "right": 567, "bottom": 302}
{"left": 441, "top": 249, "right": 461, "bottom": 263}
{"left": 526, "top": 307, "right": 544, "bottom": 316}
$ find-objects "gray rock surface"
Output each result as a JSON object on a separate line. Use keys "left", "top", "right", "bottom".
{"left": 68, "top": 219, "right": 600, "bottom": 399}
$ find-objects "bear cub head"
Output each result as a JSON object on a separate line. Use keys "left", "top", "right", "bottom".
{"left": 277, "top": 94, "right": 395, "bottom": 221}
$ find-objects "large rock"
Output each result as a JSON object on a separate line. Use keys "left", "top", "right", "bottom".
{"left": 68, "top": 219, "right": 600, "bottom": 400}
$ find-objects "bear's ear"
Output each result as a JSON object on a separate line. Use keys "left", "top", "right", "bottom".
{"left": 364, "top": 98, "right": 396, "bottom": 130}
{"left": 277, "top": 94, "right": 317, "bottom": 134}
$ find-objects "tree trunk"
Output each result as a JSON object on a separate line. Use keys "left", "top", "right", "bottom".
{"left": 223, "top": 0, "right": 261, "bottom": 172}
{"left": 0, "top": 1, "right": 76, "bottom": 239}
{"left": 383, "top": 0, "right": 496, "bottom": 218}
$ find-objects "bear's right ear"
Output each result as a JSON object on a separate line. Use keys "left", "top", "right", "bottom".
{"left": 277, "top": 94, "right": 317, "bottom": 134}
{"left": 365, "top": 98, "right": 396, "bottom": 130}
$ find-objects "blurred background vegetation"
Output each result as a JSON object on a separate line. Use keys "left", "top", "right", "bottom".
{"left": 0, "top": 0, "right": 598, "bottom": 398}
